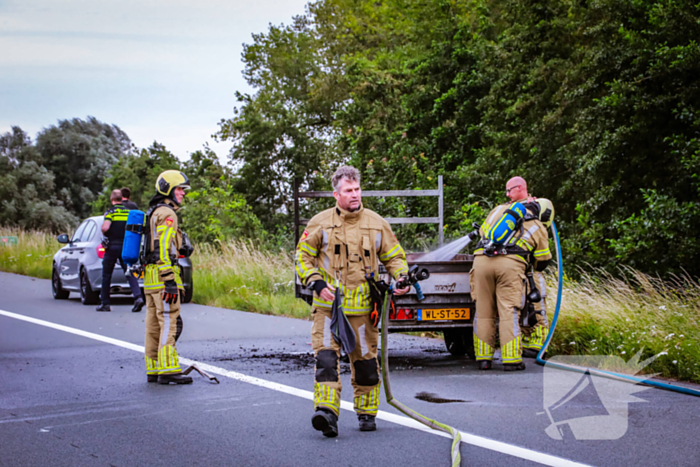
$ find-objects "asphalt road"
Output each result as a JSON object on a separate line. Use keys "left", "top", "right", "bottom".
{"left": 1, "top": 271, "right": 698, "bottom": 467}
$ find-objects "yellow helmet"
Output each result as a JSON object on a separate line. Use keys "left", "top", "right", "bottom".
{"left": 536, "top": 198, "right": 555, "bottom": 228}
{"left": 156, "top": 170, "right": 190, "bottom": 197}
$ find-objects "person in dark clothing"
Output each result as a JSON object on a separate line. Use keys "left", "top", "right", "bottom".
{"left": 121, "top": 187, "right": 139, "bottom": 210}
{"left": 96, "top": 189, "right": 145, "bottom": 313}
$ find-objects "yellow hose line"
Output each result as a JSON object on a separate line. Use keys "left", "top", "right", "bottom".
{"left": 380, "top": 292, "right": 462, "bottom": 467}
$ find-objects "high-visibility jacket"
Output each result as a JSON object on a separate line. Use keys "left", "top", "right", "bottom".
{"left": 296, "top": 203, "right": 409, "bottom": 315}
{"left": 143, "top": 200, "right": 184, "bottom": 293}
{"left": 103, "top": 203, "right": 130, "bottom": 245}
{"left": 474, "top": 199, "right": 552, "bottom": 267}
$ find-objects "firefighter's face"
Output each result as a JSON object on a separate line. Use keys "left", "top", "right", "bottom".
{"left": 334, "top": 178, "right": 362, "bottom": 212}
{"left": 506, "top": 179, "right": 528, "bottom": 202}
{"left": 174, "top": 187, "right": 186, "bottom": 204}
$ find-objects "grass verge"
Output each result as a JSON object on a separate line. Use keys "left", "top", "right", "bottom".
{"left": 1, "top": 227, "right": 698, "bottom": 383}
{"left": 193, "top": 241, "right": 310, "bottom": 320}
{"left": 0, "top": 227, "right": 56, "bottom": 279}
{"left": 548, "top": 268, "right": 700, "bottom": 384}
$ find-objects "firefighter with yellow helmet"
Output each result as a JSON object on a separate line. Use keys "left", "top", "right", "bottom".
{"left": 471, "top": 177, "right": 552, "bottom": 370}
{"left": 143, "top": 170, "right": 191, "bottom": 384}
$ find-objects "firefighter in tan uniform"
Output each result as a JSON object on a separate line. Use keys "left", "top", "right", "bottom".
{"left": 296, "top": 166, "right": 409, "bottom": 437}
{"left": 521, "top": 197, "right": 555, "bottom": 358}
{"left": 471, "top": 177, "right": 552, "bottom": 370}
{"left": 143, "top": 170, "right": 190, "bottom": 384}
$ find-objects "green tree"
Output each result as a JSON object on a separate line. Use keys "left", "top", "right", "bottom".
{"left": 36, "top": 116, "right": 131, "bottom": 219}
{"left": 0, "top": 127, "right": 78, "bottom": 232}
{"left": 179, "top": 181, "right": 263, "bottom": 245}
{"left": 94, "top": 141, "right": 181, "bottom": 214}
{"left": 222, "top": 0, "right": 700, "bottom": 276}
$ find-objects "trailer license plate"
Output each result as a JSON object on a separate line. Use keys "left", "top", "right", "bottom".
{"left": 418, "top": 308, "right": 470, "bottom": 321}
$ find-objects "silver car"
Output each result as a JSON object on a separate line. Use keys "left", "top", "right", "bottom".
{"left": 51, "top": 215, "right": 193, "bottom": 305}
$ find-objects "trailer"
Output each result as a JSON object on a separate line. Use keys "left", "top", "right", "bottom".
{"left": 293, "top": 176, "right": 475, "bottom": 358}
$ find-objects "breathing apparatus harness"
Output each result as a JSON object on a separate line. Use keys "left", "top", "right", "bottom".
{"left": 473, "top": 203, "right": 537, "bottom": 260}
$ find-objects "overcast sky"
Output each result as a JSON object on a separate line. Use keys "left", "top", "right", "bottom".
{"left": 0, "top": 0, "right": 308, "bottom": 161}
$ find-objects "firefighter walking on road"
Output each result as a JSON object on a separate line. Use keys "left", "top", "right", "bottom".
{"left": 296, "top": 166, "right": 410, "bottom": 437}
{"left": 471, "top": 177, "right": 552, "bottom": 370}
{"left": 143, "top": 170, "right": 191, "bottom": 385}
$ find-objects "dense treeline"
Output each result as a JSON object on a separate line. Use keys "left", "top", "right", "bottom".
{"left": 0, "top": 118, "right": 261, "bottom": 246}
{"left": 218, "top": 0, "right": 700, "bottom": 278}
{"left": 2, "top": 1, "right": 699, "bottom": 278}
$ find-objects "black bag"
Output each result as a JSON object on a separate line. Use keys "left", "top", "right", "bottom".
{"left": 329, "top": 287, "right": 356, "bottom": 355}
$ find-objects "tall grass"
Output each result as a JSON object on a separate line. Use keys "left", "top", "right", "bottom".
{"left": 0, "top": 227, "right": 56, "bottom": 279}
{"left": 1, "top": 227, "right": 698, "bottom": 383}
{"left": 549, "top": 268, "right": 700, "bottom": 384}
{"left": 193, "top": 241, "right": 311, "bottom": 320}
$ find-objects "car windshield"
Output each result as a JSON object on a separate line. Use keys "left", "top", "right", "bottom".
{"left": 71, "top": 221, "right": 89, "bottom": 243}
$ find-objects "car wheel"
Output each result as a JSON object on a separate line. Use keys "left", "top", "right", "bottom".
{"left": 183, "top": 282, "right": 193, "bottom": 304}
{"left": 443, "top": 328, "right": 475, "bottom": 359}
{"left": 52, "top": 266, "right": 69, "bottom": 299}
{"left": 80, "top": 268, "right": 100, "bottom": 305}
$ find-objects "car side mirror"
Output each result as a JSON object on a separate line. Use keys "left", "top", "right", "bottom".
{"left": 57, "top": 234, "right": 70, "bottom": 244}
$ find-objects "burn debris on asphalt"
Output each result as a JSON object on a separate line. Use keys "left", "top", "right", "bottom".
{"left": 414, "top": 392, "right": 468, "bottom": 404}
{"left": 214, "top": 351, "right": 351, "bottom": 374}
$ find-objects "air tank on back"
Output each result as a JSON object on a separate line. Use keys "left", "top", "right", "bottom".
{"left": 121, "top": 210, "right": 145, "bottom": 267}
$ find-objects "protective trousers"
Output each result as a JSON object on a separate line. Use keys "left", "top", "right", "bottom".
{"left": 471, "top": 255, "right": 526, "bottom": 364}
{"left": 312, "top": 308, "right": 380, "bottom": 416}
{"left": 522, "top": 271, "right": 549, "bottom": 351}
{"left": 100, "top": 244, "right": 142, "bottom": 305}
{"left": 144, "top": 291, "right": 183, "bottom": 375}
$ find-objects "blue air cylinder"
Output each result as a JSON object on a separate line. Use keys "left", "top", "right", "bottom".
{"left": 121, "top": 210, "right": 145, "bottom": 267}
{"left": 487, "top": 202, "right": 526, "bottom": 245}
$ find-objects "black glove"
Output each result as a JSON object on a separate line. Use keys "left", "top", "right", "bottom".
{"left": 311, "top": 280, "right": 328, "bottom": 295}
{"left": 163, "top": 280, "right": 179, "bottom": 305}
{"left": 179, "top": 233, "right": 195, "bottom": 258}
{"left": 535, "top": 259, "right": 550, "bottom": 272}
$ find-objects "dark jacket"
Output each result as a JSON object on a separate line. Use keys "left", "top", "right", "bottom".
{"left": 122, "top": 200, "right": 139, "bottom": 210}
{"left": 103, "top": 204, "right": 129, "bottom": 245}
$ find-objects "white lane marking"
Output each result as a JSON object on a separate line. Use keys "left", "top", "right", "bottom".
{"left": 0, "top": 309, "right": 591, "bottom": 467}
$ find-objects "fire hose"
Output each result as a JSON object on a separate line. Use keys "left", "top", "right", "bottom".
{"left": 379, "top": 270, "right": 463, "bottom": 467}
{"left": 537, "top": 222, "right": 700, "bottom": 397}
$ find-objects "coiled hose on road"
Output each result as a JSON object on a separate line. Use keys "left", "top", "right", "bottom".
{"left": 537, "top": 222, "right": 700, "bottom": 397}
{"left": 380, "top": 290, "right": 463, "bottom": 467}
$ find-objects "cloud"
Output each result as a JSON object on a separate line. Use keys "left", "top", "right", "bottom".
{"left": 0, "top": 0, "right": 308, "bottom": 159}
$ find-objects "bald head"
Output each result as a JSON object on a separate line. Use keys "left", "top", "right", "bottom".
{"left": 506, "top": 177, "right": 528, "bottom": 202}
{"left": 110, "top": 189, "right": 123, "bottom": 204}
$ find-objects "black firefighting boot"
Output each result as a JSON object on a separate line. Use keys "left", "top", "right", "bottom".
{"left": 358, "top": 414, "right": 377, "bottom": 432}
{"left": 478, "top": 360, "right": 492, "bottom": 370}
{"left": 311, "top": 408, "right": 338, "bottom": 438}
{"left": 132, "top": 297, "right": 145, "bottom": 313}
{"left": 503, "top": 362, "right": 527, "bottom": 371}
{"left": 158, "top": 373, "right": 193, "bottom": 384}
{"left": 147, "top": 374, "right": 158, "bottom": 383}
{"left": 522, "top": 348, "right": 540, "bottom": 359}
{"left": 95, "top": 304, "right": 111, "bottom": 312}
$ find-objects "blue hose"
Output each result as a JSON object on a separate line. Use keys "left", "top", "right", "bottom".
{"left": 536, "top": 221, "right": 700, "bottom": 397}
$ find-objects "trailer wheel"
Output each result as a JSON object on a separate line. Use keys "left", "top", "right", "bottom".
{"left": 443, "top": 329, "right": 475, "bottom": 359}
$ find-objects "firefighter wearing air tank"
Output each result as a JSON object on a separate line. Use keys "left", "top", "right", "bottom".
{"left": 521, "top": 197, "right": 555, "bottom": 358}
{"left": 471, "top": 177, "right": 552, "bottom": 371}
{"left": 296, "top": 166, "right": 410, "bottom": 437}
{"left": 143, "top": 170, "right": 191, "bottom": 385}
